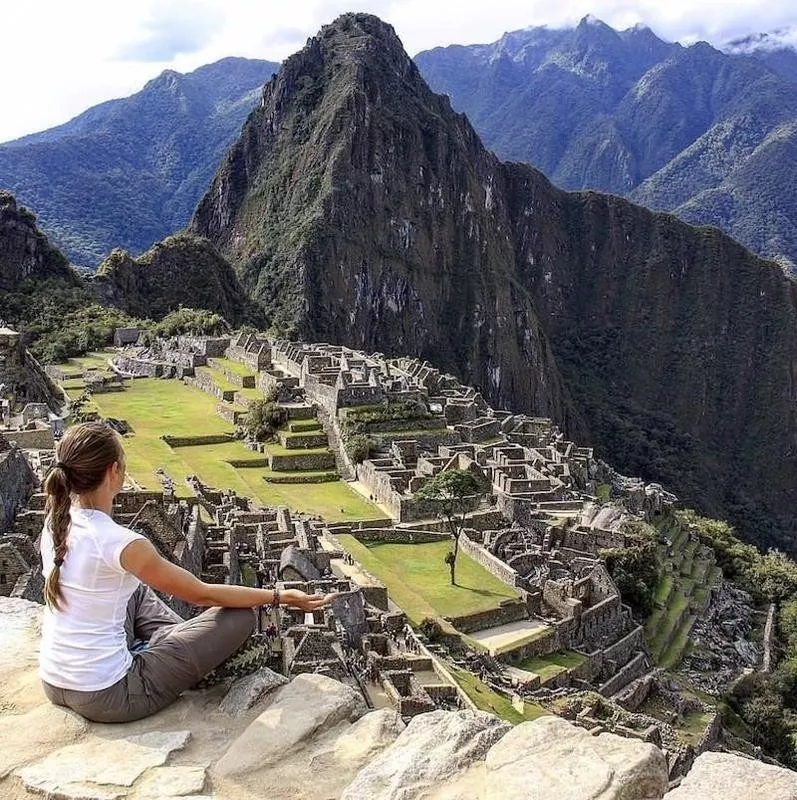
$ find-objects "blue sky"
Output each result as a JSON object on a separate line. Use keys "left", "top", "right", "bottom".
{"left": 1, "top": 0, "right": 795, "bottom": 142}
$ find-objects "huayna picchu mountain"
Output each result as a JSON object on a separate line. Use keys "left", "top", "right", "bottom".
{"left": 0, "top": 57, "right": 279, "bottom": 268}
{"left": 415, "top": 17, "right": 797, "bottom": 279}
{"left": 191, "top": 14, "right": 797, "bottom": 552}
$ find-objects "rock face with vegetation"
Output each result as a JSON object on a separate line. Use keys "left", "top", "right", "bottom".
{"left": 0, "top": 192, "right": 71, "bottom": 291}
{"left": 415, "top": 17, "right": 797, "bottom": 278}
{"left": 191, "top": 14, "right": 797, "bottom": 553}
{"left": 0, "top": 196, "right": 252, "bottom": 361}
{"left": 191, "top": 14, "right": 571, "bottom": 425}
{"left": 92, "top": 233, "right": 256, "bottom": 325}
{"left": 0, "top": 57, "right": 279, "bottom": 267}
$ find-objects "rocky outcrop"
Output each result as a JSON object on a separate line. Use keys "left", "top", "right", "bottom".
{"left": 342, "top": 709, "right": 510, "bottom": 799}
{"left": 484, "top": 715, "right": 668, "bottom": 800}
{"left": 190, "top": 13, "right": 797, "bottom": 553}
{"left": 91, "top": 233, "right": 257, "bottom": 325}
{"left": 0, "top": 192, "right": 71, "bottom": 291}
{"left": 664, "top": 751, "right": 797, "bottom": 799}
{"left": 2, "top": 597, "right": 797, "bottom": 799}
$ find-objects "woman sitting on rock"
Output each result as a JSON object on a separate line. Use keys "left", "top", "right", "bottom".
{"left": 39, "top": 421, "right": 335, "bottom": 723}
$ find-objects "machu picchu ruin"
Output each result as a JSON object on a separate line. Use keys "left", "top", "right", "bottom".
{"left": 0, "top": 326, "right": 782, "bottom": 790}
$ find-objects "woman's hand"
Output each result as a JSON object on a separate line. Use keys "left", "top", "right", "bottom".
{"left": 283, "top": 590, "right": 339, "bottom": 612}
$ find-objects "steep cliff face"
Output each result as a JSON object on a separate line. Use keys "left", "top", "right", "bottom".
{"left": 191, "top": 14, "right": 797, "bottom": 549}
{"left": 92, "top": 233, "right": 256, "bottom": 325}
{"left": 0, "top": 192, "right": 70, "bottom": 292}
{"left": 191, "top": 15, "right": 571, "bottom": 422}
{"left": 505, "top": 166, "right": 797, "bottom": 545}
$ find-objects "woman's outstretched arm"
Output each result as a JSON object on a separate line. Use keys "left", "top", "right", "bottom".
{"left": 120, "top": 538, "right": 336, "bottom": 611}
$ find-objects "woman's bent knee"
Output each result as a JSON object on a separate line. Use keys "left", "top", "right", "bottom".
{"left": 219, "top": 607, "right": 256, "bottom": 640}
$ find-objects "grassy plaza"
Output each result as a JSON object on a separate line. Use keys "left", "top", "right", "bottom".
{"left": 85, "top": 376, "right": 383, "bottom": 522}
{"left": 334, "top": 535, "right": 521, "bottom": 624}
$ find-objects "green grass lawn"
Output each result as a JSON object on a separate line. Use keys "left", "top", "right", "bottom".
{"left": 89, "top": 378, "right": 383, "bottom": 521}
{"left": 61, "top": 350, "right": 117, "bottom": 372}
{"left": 289, "top": 420, "right": 323, "bottom": 433}
{"left": 450, "top": 667, "right": 548, "bottom": 724}
{"left": 210, "top": 357, "right": 256, "bottom": 378}
{"left": 335, "top": 535, "right": 520, "bottom": 624}
{"left": 516, "top": 650, "right": 586, "bottom": 682}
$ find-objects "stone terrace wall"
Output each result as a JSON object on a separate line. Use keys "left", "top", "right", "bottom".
{"left": 185, "top": 372, "right": 234, "bottom": 402}
{"left": 599, "top": 652, "right": 649, "bottom": 696}
{"left": 448, "top": 602, "right": 529, "bottom": 634}
{"left": 268, "top": 451, "right": 336, "bottom": 471}
{"left": 350, "top": 528, "right": 450, "bottom": 544}
{"left": 0, "top": 428, "right": 54, "bottom": 450}
{"left": 162, "top": 434, "right": 235, "bottom": 448}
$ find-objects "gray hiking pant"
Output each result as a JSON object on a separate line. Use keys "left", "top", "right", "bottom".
{"left": 42, "top": 584, "right": 256, "bottom": 723}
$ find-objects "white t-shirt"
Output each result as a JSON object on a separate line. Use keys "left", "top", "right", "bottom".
{"left": 39, "top": 507, "right": 146, "bottom": 691}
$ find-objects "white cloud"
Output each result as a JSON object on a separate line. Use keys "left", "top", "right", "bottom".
{"left": 0, "top": 0, "right": 795, "bottom": 142}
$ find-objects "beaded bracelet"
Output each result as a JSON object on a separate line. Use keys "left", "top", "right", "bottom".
{"left": 270, "top": 586, "right": 280, "bottom": 613}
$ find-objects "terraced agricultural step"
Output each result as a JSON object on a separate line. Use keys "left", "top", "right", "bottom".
{"left": 288, "top": 419, "right": 322, "bottom": 433}
{"left": 263, "top": 471, "right": 339, "bottom": 484}
{"left": 671, "top": 524, "right": 689, "bottom": 552}
{"left": 282, "top": 403, "right": 316, "bottom": 420}
{"left": 268, "top": 450, "right": 337, "bottom": 472}
{"left": 277, "top": 431, "right": 330, "bottom": 449}
{"left": 660, "top": 613, "right": 697, "bottom": 669}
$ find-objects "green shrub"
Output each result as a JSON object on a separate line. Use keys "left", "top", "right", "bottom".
{"left": 601, "top": 520, "right": 659, "bottom": 617}
{"left": 346, "top": 434, "right": 374, "bottom": 464}
{"left": 151, "top": 307, "right": 229, "bottom": 338}
{"left": 243, "top": 399, "right": 287, "bottom": 442}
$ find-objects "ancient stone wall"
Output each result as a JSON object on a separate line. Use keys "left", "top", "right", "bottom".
{"left": 575, "top": 595, "right": 623, "bottom": 648}
{"left": 178, "top": 336, "right": 230, "bottom": 357}
{"left": 458, "top": 532, "right": 522, "bottom": 589}
{"left": 209, "top": 360, "right": 256, "bottom": 388}
{"left": 599, "top": 651, "right": 649, "bottom": 696}
{"left": 112, "top": 490, "right": 165, "bottom": 516}
{"left": 268, "top": 452, "right": 336, "bottom": 471}
{"left": 161, "top": 434, "right": 235, "bottom": 448}
{"left": 602, "top": 625, "right": 645, "bottom": 666}
{"left": 448, "top": 602, "right": 528, "bottom": 634}
{"left": 1, "top": 428, "right": 54, "bottom": 450}
{"left": 350, "top": 528, "right": 449, "bottom": 544}
{"left": 501, "top": 626, "right": 561, "bottom": 661}
{"left": 184, "top": 372, "right": 234, "bottom": 402}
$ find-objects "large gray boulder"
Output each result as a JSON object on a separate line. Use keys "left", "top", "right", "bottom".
{"left": 218, "top": 667, "right": 288, "bottom": 716}
{"left": 664, "top": 751, "right": 797, "bottom": 800}
{"left": 482, "top": 715, "right": 668, "bottom": 800}
{"left": 341, "top": 709, "right": 510, "bottom": 800}
{"left": 213, "top": 672, "right": 367, "bottom": 777}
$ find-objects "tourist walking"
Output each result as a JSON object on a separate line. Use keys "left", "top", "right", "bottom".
{"left": 38, "top": 422, "right": 336, "bottom": 723}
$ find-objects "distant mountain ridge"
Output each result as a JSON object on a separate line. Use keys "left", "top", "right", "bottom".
{"left": 191, "top": 13, "right": 797, "bottom": 554}
{"left": 0, "top": 57, "right": 279, "bottom": 267}
{"left": 415, "top": 18, "right": 797, "bottom": 278}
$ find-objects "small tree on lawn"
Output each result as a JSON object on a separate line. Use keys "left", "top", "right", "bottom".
{"left": 243, "top": 398, "right": 287, "bottom": 442}
{"left": 414, "top": 469, "right": 485, "bottom": 586}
